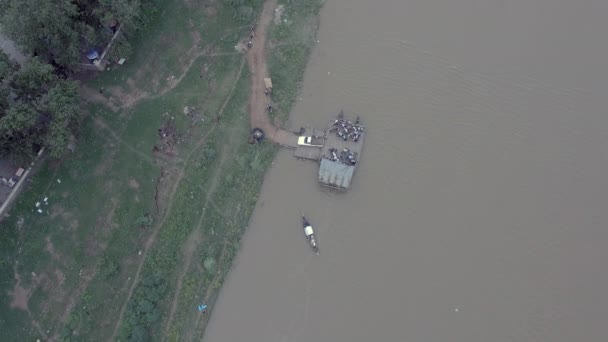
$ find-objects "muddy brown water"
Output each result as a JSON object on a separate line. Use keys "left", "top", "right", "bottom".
{"left": 204, "top": 0, "right": 608, "bottom": 341}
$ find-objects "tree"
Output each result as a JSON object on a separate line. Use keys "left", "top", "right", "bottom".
{"left": 46, "top": 80, "right": 80, "bottom": 158}
{"left": 10, "top": 57, "right": 55, "bottom": 101}
{"left": 0, "top": 51, "right": 19, "bottom": 82}
{"left": 0, "top": 0, "right": 81, "bottom": 67}
{"left": 0, "top": 52, "right": 20, "bottom": 113}
{"left": 0, "top": 52, "right": 81, "bottom": 162}
{"left": 1, "top": 0, "right": 149, "bottom": 69}
{"left": 90, "top": 0, "right": 141, "bottom": 29}
{"left": 0, "top": 104, "right": 41, "bottom": 162}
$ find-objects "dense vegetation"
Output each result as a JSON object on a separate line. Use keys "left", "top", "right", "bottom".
{"left": 0, "top": 0, "right": 165, "bottom": 162}
{"left": 0, "top": 52, "right": 80, "bottom": 163}
{"left": 0, "top": 0, "right": 162, "bottom": 69}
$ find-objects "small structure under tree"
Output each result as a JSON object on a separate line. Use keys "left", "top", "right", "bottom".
{"left": 264, "top": 77, "right": 272, "bottom": 93}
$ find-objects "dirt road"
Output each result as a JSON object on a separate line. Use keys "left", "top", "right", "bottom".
{"left": 246, "top": 0, "right": 296, "bottom": 147}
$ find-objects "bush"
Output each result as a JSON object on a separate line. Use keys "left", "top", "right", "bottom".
{"left": 99, "top": 255, "right": 120, "bottom": 279}
{"left": 119, "top": 273, "right": 167, "bottom": 341}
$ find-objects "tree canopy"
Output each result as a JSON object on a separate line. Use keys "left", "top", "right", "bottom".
{"left": 0, "top": 0, "right": 145, "bottom": 68}
{"left": 0, "top": 52, "right": 80, "bottom": 163}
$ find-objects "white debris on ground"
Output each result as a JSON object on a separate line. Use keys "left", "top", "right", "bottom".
{"left": 57, "top": 179, "right": 61, "bottom": 183}
{"left": 234, "top": 41, "right": 248, "bottom": 53}
{"left": 34, "top": 196, "right": 50, "bottom": 213}
{"left": 274, "top": 5, "right": 285, "bottom": 25}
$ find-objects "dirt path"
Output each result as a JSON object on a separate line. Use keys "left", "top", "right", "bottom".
{"left": 80, "top": 50, "right": 240, "bottom": 113}
{"left": 247, "top": 0, "right": 297, "bottom": 147}
{"left": 108, "top": 164, "right": 183, "bottom": 341}
{"left": 166, "top": 3, "right": 288, "bottom": 339}
{"left": 92, "top": 116, "right": 157, "bottom": 166}
{"left": 113, "top": 0, "right": 289, "bottom": 338}
{"left": 162, "top": 126, "right": 239, "bottom": 339}
{"left": 108, "top": 57, "right": 246, "bottom": 342}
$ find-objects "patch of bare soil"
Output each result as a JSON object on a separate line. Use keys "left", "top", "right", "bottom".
{"left": 85, "top": 236, "right": 102, "bottom": 257}
{"left": 44, "top": 236, "right": 61, "bottom": 261}
{"left": 206, "top": 6, "right": 218, "bottom": 16}
{"left": 43, "top": 200, "right": 120, "bottom": 339}
{"left": 38, "top": 271, "right": 67, "bottom": 306}
{"left": 107, "top": 85, "right": 150, "bottom": 109}
{"left": 55, "top": 269, "right": 66, "bottom": 288}
{"left": 50, "top": 204, "right": 72, "bottom": 220}
{"left": 128, "top": 179, "right": 140, "bottom": 189}
{"left": 42, "top": 195, "right": 119, "bottom": 340}
{"left": 97, "top": 198, "right": 119, "bottom": 238}
{"left": 68, "top": 219, "right": 79, "bottom": 231}
{"left": 79, "top": 86, "right": 120, "bottom": 112}
{"left": 94, "top": 143, "right": 117, "bottom": 176}
{"left": 153, "top": 120, "right": 181, "bottom": 159}
{"left": 9, "top": 271, "right": 30, "bottom": 311}
{"left": 8, "top": 268, "right": 49, "bottom": 339}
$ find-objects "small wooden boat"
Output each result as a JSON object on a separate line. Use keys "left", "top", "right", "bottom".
{"left": 302, "top": 215, "right": 319, "bottom": 255}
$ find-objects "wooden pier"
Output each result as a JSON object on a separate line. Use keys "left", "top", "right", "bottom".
{"left": 293, "top": 127, "right": 326, "bottom": 160}
{"left": 288, "top": 113, "right": 365, "bottom": 191}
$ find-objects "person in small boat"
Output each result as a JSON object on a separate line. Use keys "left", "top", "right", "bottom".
{"left": 304, "top": 224, "right": 314, "bottom": 239}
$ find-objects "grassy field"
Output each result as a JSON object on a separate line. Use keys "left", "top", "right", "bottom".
{"left": 0, "top": 0, "right": 323, "bottom": 341}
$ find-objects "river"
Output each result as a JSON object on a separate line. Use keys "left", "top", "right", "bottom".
{"left": 204, "top": 0, "right": 608, "bottom": 341}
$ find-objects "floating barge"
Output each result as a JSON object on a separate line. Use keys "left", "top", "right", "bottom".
{"left": 293, "top": 112, "right": 365, "bottom": 191}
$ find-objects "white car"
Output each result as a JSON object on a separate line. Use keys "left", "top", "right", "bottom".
{"left": 297, "top": 136, "right": 324, "bottom": 147}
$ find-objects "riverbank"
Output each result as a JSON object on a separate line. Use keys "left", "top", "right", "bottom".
{"left": 0, "top": 0, "right": 323, "bottom": 340}
{"left": 206, "top": 0, "right": 608, "bottom": 341}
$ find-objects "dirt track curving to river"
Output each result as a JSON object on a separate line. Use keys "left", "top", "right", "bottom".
{"left": 246, "top": 0, "right": 296, "bottom": 147}
{"left": 206, "top": 0, "right": 608, "bottom": 341}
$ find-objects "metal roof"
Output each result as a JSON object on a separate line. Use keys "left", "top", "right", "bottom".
{"left": 264, "top": 78, "right": 272, "bottom": 88}
{"left": 318, "top": 158, "right": 355, "bottom": 190}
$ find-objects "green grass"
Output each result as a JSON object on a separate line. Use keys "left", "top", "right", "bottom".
{"left": 0, "top": 0, "right": 323, "bottom": 341}
{"left": 268, "top": 0, "right": 324, "bottom": 122}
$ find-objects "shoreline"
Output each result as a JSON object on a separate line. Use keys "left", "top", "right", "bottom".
{"left": 0, "top": 0, "right": 325, "bottom": 340}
